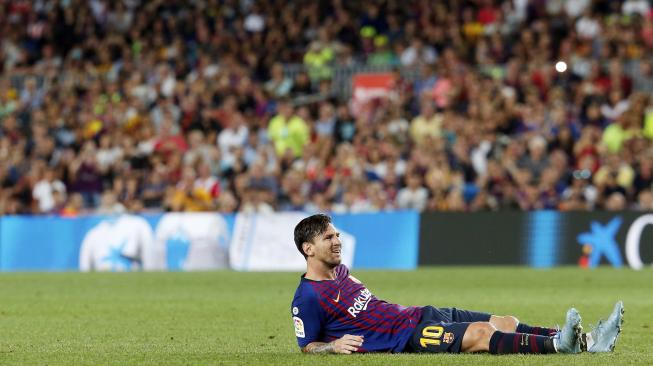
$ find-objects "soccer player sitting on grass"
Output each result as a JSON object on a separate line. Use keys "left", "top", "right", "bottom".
{"left": 291, "top": 214, "right": 624, "bottom": 355}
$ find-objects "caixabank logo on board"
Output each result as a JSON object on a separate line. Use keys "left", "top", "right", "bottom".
{"left": 576, "top": 214, "right": 653, "bottom": 270}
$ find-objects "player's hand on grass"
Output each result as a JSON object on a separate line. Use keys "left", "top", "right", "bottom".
{"left": 302, "top": 335, "right": 364, "bottom": 354}
{"left": 332, "top": 334, "right": 364, "bottom": 354}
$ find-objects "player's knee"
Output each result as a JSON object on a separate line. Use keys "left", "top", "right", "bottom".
{"left": 462, "top": 322, "right": 496, "bottom": 352}
{"left": 499, "top": 315, "right": 519, "bottom": 330}
{"left": 468, "top": 322, "right": 496, "bottom": 344}
{"left": 507, "top": 315, "right": 519, "bottom": 329}
{"left": 491, "top": 315, "right": 519, "bottom": 332}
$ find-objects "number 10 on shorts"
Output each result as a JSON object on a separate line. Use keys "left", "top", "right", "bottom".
{"left": 419, "top": 325, "right": 444, "bottom": 348}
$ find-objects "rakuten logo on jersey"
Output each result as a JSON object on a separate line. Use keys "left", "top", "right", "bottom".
{"left": 347, "top": 288, "right": 372, "bottom": 318}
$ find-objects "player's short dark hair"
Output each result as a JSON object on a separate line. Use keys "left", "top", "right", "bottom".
{"left": 294, "top": 214, "right": 332, "bottom": 259}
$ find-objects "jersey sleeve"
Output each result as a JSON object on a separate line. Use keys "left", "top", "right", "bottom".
{"left": 291, "top": 286, "right": 325, "bottom": 348}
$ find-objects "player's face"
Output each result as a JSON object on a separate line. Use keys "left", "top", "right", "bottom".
{"left": 307, "top": 224, "right": 342, "bottom": 267}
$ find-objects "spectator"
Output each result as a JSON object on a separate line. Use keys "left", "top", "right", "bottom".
{"left": 267, "top": 100, "right": 309, "bottom": 157}
{"left": 593, "top": 154, "right": 635, "bottom": 199}
{"left": 518, "top": 136, "right": 550, "bottom": 182}
{"left": 315, "top": 103, "right": 337, "bottom": 139}
{"left": 240, "top": 187, "right": 274, "bottom": 214}
{"left": 96, "top": 191, "right": 126, "bottom": 215}
{"left": 265, "top": 63, "right": 293, "bottom": 98}
{"left": 289, "top": 71, "right": 314, "bottom": 97}
{"left": 141, "top": 171, "right": 167, "bottom": 210}
{"left": 69, "top": 142, "right": 102, "bottom": 208}
{"left": 633, "top": 60, "right": 653, "bottom": 93}
{"left": 217, "top": 190, "right": 239, "bottom": 213}
{"left": 60, "top": 193, "right": 85, "bottom": 217}
{"left": 304, "top": 28, "right": 338, "bottom": 82}
{"left": 601, "top": 89, "right": 630, "bottom": 123}
{"left": 2, "top": 0, "right": 653, "bottom": 215}
{"left": 169, "top": 167, "right": 213, "bottom": 212}
{"left": 604, "top": 192, "right": 627, "bottom": 211}
{"left": 635, "top": 189, "right": 653, "bottom": 211}
{"left": 396, "top": 173, "right": 429, "bottom": 212}
{"left": 622, "top": 0, "right": 650, "bottom": 16}
{"left": 184, "top": 130, "right": 213, "bottom": 167}
{"left": 602, "top": 114, "right": 633, "bottom": 154}
{"left": 410, "top": 100, "right": 442, "bottom": 147}
{"left": 32, "top": 167, "right": 66, "bottom": 213}
{"left": 400, "top": 38, "right": 437, "bottom": 67}
{"left": 194, "top": 162, "right": 220, "bottom": 200}
{"left": 218, "top": 114, "right": 249, "bottom": 169}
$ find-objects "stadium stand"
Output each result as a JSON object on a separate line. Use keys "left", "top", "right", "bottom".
{"left": 1, "top": 0, "right": 653, "bottom": 215}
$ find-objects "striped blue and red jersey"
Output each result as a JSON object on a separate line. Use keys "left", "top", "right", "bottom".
{"left": 291, "top": 264, "right": 422, "bottom": 353}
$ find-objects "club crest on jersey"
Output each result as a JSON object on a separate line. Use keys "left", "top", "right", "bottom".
{"left": 347, "top": 288, "right": 372, "bottom": 318}
{"left": 443, "top": 332, "right": 454, "bottom": 344}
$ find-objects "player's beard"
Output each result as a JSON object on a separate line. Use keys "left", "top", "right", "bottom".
{"left": 323, "top": 246, "right": 342, "bottom": 267}
{"left": 328, "top": 255, "right": 342, "bottom": 267}
{"left": 324, "top": 258, "right": 341, "bottom": 268}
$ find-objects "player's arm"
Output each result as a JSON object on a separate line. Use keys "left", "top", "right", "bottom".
{"left": 301, "top": 335, "right": 364, "bottom": 354}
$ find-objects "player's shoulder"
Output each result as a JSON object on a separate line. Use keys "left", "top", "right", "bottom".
{"left": 292, "top": 277, "right": 319, "bottom": 305}
{"left": 335, "top": 264, "right": 350, "bottom": 278}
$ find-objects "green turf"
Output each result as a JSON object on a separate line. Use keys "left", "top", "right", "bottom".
{"left": 0, "top": 267, "right": 651, "bottom": 365}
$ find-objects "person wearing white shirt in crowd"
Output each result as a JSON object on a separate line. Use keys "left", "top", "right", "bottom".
{"left": 218, "top": 114, "right": 249, "bottom": 169}
{"left": 576, "top": 8, "right": 601, "bottom": 40}
{"left": 600, "top": 89, "right": 630, "bottom": 122}
{"left": 184, "top": 130, "right": 213, "bottom": 166}
{"left": 622, "top": 0, "right": 650, "bottom": 16}
{"left": 32, "top": 167, "right": 66, "bottom": 213}
{"left": 96, "top": 134, "right": 123, "bottom": 173}
{"left": 396, "top": 173, "right": 429, "bottom": 212}
{"left": 400, "top": 38, "right": 437, "bottom": 67}
{"left": 564, "top": 0, "right": 591, "bottom": 18}
{"left": 244, "top": 4, "right": 265, "bottom": 32}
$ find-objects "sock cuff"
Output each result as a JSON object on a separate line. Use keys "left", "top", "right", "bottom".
{"left": 515, "top": 323, "right": 527, "bottom": 333}
{"left": 545, "top": 336, "right": 557, "bottom": 354}
{"left": 489, "top": 331, "right": 504, "bottom": 354}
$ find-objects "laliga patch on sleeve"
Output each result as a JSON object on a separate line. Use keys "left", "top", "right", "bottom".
{"left": 293, "top": 316, "right": 305, "bottom": 338}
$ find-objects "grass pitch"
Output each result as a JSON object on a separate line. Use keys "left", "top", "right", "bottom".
{"left": 0, "top": 267, "right": 651, "bottom": 365}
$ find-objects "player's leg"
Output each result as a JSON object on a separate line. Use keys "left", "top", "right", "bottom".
{"left": 489, "top": 315, "right": 518, "bottom": 332}
{"left": 463, "top": 308, "right": 583, "bottom": 354}
{"left": 460, "top": 322, "right": 495, "bottom": 352}
{"left": 489, "top": 315, "right": 557, "bottom": 336}
{"left": 461, "top": 321, "right": 557, "bottom": 354}
{"left": 406, "top": 319, "right": 558, "bottom": 354}
{"left": 448, "top": 307, "right": 557, "bottom": 336}
{"left": 404, "top": 321, "right": 471, "bottom": 354}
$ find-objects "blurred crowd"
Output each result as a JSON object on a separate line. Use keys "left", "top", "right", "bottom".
{"left": 2, "top": 0, "right": 653, "bottom": 215}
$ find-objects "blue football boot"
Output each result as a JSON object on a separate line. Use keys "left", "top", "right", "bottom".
{"left": 584, "top": 301, "right": 624, "bottom": 353}
{"left": 554, "top": 308, "right": 582, "bottom": 354}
